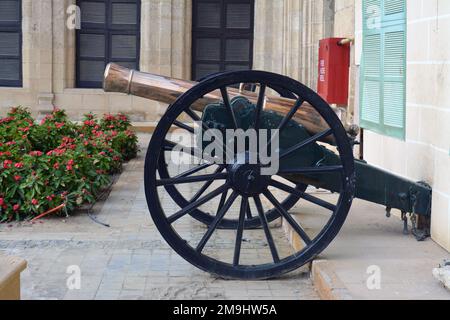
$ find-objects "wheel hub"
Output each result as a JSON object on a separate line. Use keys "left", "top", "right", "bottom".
{"left": 228, "top": 161, "right": 269, "bottom": 196}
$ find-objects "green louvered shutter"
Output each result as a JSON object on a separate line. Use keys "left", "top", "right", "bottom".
{"left": 360, "top": 0, "right": 406, "bottom": 139}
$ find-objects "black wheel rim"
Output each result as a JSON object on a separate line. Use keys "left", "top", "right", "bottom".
{"left": 145, "top": 70, "right": 355, "bottom": 280}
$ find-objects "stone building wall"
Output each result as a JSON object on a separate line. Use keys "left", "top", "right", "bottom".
{"left": 0, "top": 0, "right": 193, "bottom": 122}
{"left": 354, "top": 0, "right": 450, "bottom": 251}
{"left": 1, "top": 0, "right": 336, "bottom": 120}
{"left": 253, "top": 0, "right": 335, "bottom": 90}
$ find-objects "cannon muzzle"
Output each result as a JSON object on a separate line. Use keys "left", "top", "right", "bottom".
{"left": 103, "top": 63, "right": 134, "bottom": 95}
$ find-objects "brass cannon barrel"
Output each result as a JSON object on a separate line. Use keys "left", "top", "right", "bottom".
{"left": 103, "top": 63, "right": 332, "bottom": 139}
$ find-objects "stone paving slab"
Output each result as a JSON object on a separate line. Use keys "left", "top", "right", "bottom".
{"left": 0, "top": 134, "right": 318, "bottom": 300}
{"left": 287, "top": 190, "right": 450, "bottom": 299}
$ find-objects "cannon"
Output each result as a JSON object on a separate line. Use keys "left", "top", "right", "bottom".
{"left": 103, "top": 63, "right": 432, "bottom": 280}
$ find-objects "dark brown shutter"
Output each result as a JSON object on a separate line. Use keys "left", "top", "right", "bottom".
{"left": 226, "top": 3, "right": 252, "bottom": 29}
{"left": 0, "top": 0, "right": 22, "bottom": 87}
{"left": 76, "top": 0, "right": 141, "bottom": 88}
{"left": 192, "top": 0, "right": 254, "bottom": 81}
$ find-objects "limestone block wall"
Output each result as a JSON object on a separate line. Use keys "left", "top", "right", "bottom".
{"left": 0, "top": 0, "right": 193, "bottom": 122}
{"left": 253, "top": 0, "right": 335, "bottom": 90}
{"left": 333, "top": 0, "right": 356, "bottom": 123}
{"left": 355, "top": 0, "right": 450, "bottom": 251}
{"left": 0, "top": 0, "right": 46, "bottom": 114}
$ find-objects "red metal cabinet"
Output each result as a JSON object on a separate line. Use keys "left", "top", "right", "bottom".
{"left": 317, "top": 38, "right": 351, "bottom": 106}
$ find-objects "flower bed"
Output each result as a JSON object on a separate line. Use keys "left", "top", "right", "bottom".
{"left": 0, "top": 107, "right": 139, "bottom": 222}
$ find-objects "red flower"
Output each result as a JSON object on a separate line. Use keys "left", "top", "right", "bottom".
{"left": 53, "top": 162, "right": 60, "bottom": 169}
{"left": 31, "top": 199, "right": 39, "bottom": 205}
{"left": 66, "top": 165, "right": 73, "bottom": 171}
{"left": 13, "top": 204, "right": 20, "bottom": 211}
{"left": 14, "top": 162, "right": 24, "bottom": 168}
{"left": 0, "top": 198, "right": 4, "bottom": 206}
{"left": 14, "top": 175, "right": 21, "bottom": 182}
{"left": 3, "top": 160, "right": 12, "bottom": 169}
{"left": 55, "top": 122, "right": 64, "bottom": 129}
{"left": 67, "top": 159, "right": 74, "bottom": 166}
{"left": 29, "top": 151, "right": 43, "bottom": 157}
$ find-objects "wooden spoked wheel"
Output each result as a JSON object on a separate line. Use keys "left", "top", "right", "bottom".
{"left": 144, "top": 70, "right": 355, "bottom": 279}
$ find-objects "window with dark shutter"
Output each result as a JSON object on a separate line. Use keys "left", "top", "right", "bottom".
{"left": 0, "top": 0, "right": 22, "bottom": 87}
{"left": 76, "top": 0, "right": 140, "bottom": 88}
{"left": 192, "top": 0, "right": 254, "bottom": 81}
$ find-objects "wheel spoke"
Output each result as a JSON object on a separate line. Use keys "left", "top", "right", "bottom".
{"left": 246, "top": 205, "right": 253, "bottom": 219}
{"left": 269, "top": 179, "right": 336, "bottom": 211}
{"left": 164, "top": 140, "right": 222, "bottom": 164}
{"left": 173, "top": 120, "right": 195, "bottom": 134}
{"left": 216, "top": 189, "right": 229, "bottom": 215}
{"left": 277, "top": 97, "right": 304, "bottom": 132}
{"left": 263, "top": 190, "right": 312, "bottom": 245}
{"left": 173, "top": 163, "right": 213, "bottom": 179}
{"left": 196, "top": 191, "right": 239, "bottom": 253}
{"left": 279, "top": 128, "right": 333, "bottom": 159}
{"left": 266, "top": 97, "right": 304, "bottom": 152}
{"left": 233, "top": 197, "right": 248, "bottom": 266}
{"left": 156, "top": 172, "right": 227, "bottom": 186}
{"left": 163, "top": 140, "right": 200, "bottom": 158}
{"left": 254, "top": 196, "right": 280, "bottom": 263}
{"left": 184, "top": 108, "right": 210, "bottom": 132}
{"left": 184, "top": 108, "right": 201, "bottom": 121}
{"left": 167, "top": 184, "right": 229, "bottom": 224}
{"left": 254, "top": 84, "right": 266, "bottom": 131}
{"left": 221, "top": 87, "right": 238, "bottom": 129}
{"left": 190, "top": 165, "right": 226, "bottom": 202}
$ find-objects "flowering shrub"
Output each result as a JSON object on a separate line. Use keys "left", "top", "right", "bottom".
{"left": 0, "top": 107, "right": 139, "bottom": 221}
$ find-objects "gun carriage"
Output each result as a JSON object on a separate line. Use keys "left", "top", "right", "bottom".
{"left": 104, "top": 63, "right": 432, "bottom": 280}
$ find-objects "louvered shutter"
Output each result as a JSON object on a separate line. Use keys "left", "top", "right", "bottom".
{"left": 76, "top": 0, "right": 140, "bottom": 88}
{"left": 192, "top": 0, "right": 254, "bottom": 80}
{"left": 360, "top": 0, "right": 406, "bottom": 139}
{"left": 0, "top": 0, "right": 22, "bottom": 87}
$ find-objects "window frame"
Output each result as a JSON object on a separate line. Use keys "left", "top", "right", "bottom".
{"left": 359, "top": 0, "right": 407, "bottom": 140}
{"left": 191, "top": 0, "right": 255, "bottom": 81}
{"left": 75, "top": 0, "right": 141, "bottom": 88}
{"left": 0, "top": 0, "right": 23, "bottom": 87}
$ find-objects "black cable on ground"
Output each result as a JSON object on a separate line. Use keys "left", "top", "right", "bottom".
{"left": 86, "top": 172, "right": 121, "bottom": 227}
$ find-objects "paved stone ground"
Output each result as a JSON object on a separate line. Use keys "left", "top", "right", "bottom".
{"left": 295, "top": 192, "right": 450, "bottom": 299}
{"left": 0, "top": 134, "right": 318, "bottom": 300}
